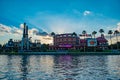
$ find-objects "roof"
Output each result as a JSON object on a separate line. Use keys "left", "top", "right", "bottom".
{"left": 96, "top": 37, "right": 108, "bottom": 42}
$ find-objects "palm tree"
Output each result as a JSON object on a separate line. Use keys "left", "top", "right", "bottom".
{"left": 114, "top": 30, "right": 119, "bottom": 50}
{"left": 99, "top": 29, "right": 104, "bottom": 36}
{"left": 82, "top": 30, "right": 87, "bottom": 52}
{"left": 51, "top": 32, "right": 55, "bottom": 36}
{"left": 108, "top": 30, "right": 113, "bottom": 50}
{"left": 92, "top": 31, "right": 97, "bottom": 39}
{"left": 0, "top": 44, "right": 2, "bottom": 52}
{"left": 72, "top": 32, "right": 77, "bottom": 36}
{"left": 92, "top": 31, "right": 97, "bottom": 51}
{"left": 99, "top": 29, "right": 104, "bottom": 50}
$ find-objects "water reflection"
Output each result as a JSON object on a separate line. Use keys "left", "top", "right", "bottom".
{"left": 3, "top": 55, "right": 22, "bottom": 80}
{"left": 107, "top": 55, "right": 120, "bottom": 79}
{"left": 53, "top": 55, "right": 108, "bottom": 80}
{"left": 20, "top": 55, "right": 30, "bottom": 80}
{"left": 0, "top": 55, "right": 120, "bottom": 80}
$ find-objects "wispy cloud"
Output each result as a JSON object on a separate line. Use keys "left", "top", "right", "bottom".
{"left": 26, "top": 11, "right": 119, "bottom": 35}
{"left": 83, "top": 10, "right": 91, "bottom": 16}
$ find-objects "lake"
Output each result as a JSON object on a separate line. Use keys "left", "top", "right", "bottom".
{"left": 0, "top": 54, "right": 120, "bottom": 80}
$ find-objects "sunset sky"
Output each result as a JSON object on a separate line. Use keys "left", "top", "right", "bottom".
{"left": 0, "top": 0, "right": 120, "bottom": 44}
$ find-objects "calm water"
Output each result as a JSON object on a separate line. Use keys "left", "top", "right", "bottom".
{"left": 0, "top": 54, "right": 120, "bottom": 80}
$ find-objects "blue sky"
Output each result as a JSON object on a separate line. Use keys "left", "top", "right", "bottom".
{"left": 0, "top": 0, "right": 120, "bottom": 44}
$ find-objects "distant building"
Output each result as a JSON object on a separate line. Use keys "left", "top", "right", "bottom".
{"left": 20, "top": 23, "right": 41, "bottom": 52}
{"left": 30, "top": 40, "right": 41, "bottom": 51}
{"left": 4, "top": 23, "right": 42, "bottom": 52}
{"left": 5, "top": 39, "right": 20, "bottom": 52}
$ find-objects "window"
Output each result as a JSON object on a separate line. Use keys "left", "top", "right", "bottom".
{"left": 60, "top": 39, "right": 63, "bottom": 41}
{"left": 73, "top": 38, "right": 76, "bottom": 41}
{"left": 60, "top": 35, "right": 62, "bottom": 37}
{"left": 73, "top": 35, "right": 75, "bottom": 37}
{"left": 57, "top": 39, "right": 59, "bottom": 42}
{"left": 68, "top": 35, "right": 71, "bottom": 37}
{"left": 64, "top": 38, "right": 66, "bottom": 41}
{"left": 68, "top": 38, "right": 71, "bottom": 41}
{"left": 63, "top": 35, "right": 66, "bottom": 37}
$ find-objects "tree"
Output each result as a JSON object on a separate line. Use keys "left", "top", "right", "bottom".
{"left": 40, "top": 44, "right": 49, "bottom": 52}
{"left": 82, "top": 30, "right": 87, "bottom": 52}
{"left": 92, "top": 31, "right": 97, "bottom": 39}
{"left": 72, "top": 32, "right": 77, "bottom": 36}
{"left": 92, "top": 31, "right": 97, "bottom": 51}
{"left": 99, "top": 29, "right": 104, "bottom": 36}
{"left": 99, "top": 29, "right": 105, "bottom": 50}
{"left": 0, "top": 44, "right": 2, "bottom": 52}
{"left": 108, "top": 30, "right": 113, "bottom": 50}
{"left": 114, "top": 30, "right": 120, "bottom": 50}
{"left": 50, "top": 32, "right": 55, "bottom": 36}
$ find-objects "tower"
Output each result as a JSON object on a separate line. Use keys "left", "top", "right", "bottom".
{"left": 21, "top": 23, "right": 29, "bottom": 51}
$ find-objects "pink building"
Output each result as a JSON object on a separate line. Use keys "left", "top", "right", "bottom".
{"left": 49, "top": 33, "right": 108, "bottom": 50}
{"left": 96, "top": 34, "right": 108, "bottom": 50}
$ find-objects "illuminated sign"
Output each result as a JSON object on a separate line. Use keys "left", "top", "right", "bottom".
{"left": 59, "top": 45, "right": 72, "bottom": 48}
{"left": 87, "top": 38, "right": 97, "bottom": 47}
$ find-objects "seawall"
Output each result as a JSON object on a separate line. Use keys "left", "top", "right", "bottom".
{"left": 0, "top": 52, "right": 120, "bottom": 55}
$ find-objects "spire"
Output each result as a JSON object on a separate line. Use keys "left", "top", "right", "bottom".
{"left": 21, "top": 22, "right": 30, "bottom": 51}
{"left": 23, "top": 23, "right": 26, "bottom": 38}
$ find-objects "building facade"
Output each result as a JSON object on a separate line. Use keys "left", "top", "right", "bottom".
{"left": 49, "top": 33, "right": 79, "bottom": 50}
{"left": 49, "top": 33, "right": 108, "bottom": 51}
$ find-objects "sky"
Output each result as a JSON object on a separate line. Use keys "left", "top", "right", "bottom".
{"left": 0, "top": 0, "right": 120, "bottom": 44}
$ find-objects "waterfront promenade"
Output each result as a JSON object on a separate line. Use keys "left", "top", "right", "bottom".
{"left": 0, "top": 51, "right": 120, "bottom": 55}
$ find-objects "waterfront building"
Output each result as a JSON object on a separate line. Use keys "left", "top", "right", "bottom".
{"left": 49, "top": 33, "right": 108, "bottom": 51}
{"left": 5, "top": 39, "right": 14, "bottom": 51}
{"left": 49, "top": 33, "right": 79, "bottom": 50}
{"left": 30, "top": 40, "right": 41, "bottom": 51}
{"left": 5, "top": 39, "right": 21, "bottom": 52}
{"left": 96, "top": 34, "right": 108, "bottom": 50}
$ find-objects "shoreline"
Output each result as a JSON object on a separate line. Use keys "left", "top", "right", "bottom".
{"left": 0, "top": 52, "right": 120, "bottom": 55}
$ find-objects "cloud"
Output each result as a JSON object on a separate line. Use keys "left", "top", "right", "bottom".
{"left": 0, "top": 24, "right": 11, "bottom": 33}
{"left": 29, "top": 28, "right": 39, "bottom": 35}
{"left": 117, "top": 22, "right": 120, "bottom": 31}
{"left": 36, "top": 32, "right": 48, "bottom": 36}
{"left": 0, "top": 23, "right": 51, "bottom": 44}
{"left": 105, "top": 22, "right": 120, "bottom": 44}
{"left": 29, "top": 28, "right": 48, "bottom": 36}
{"left": 26, "top": 11, "right": 120, "bottom": 37}
{"left": 83, "top": 10, "right": 91, "bottom": 16}
{"left": 27, "top": 13, "right": 91, "bottom": 34}
{"left": 20, "top": 23, "right": 24, "bottom": 29}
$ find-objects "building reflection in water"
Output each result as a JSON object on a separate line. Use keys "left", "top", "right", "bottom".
{"left": 107, "top": 55, "right": 120, "bottom": 78}
{"left": 53, "top": 55, "right": 78, "bottom": 79}
{"left": 27, "top": 55, "right": 54, "bottom": 79}
{"left": 0, "top": 55, "right": 120, "bottom": 80}
{"left": 4, "top": 55, "right": 22, "bottom": 79}
{"left": 39, "top": 55, "right": 54, "bottom": 74}
{"left": 20, "top": 55, "right": 30, "bottom": 80}
{"left": 53, "top": 55, "right": 108, "bottom": 80}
